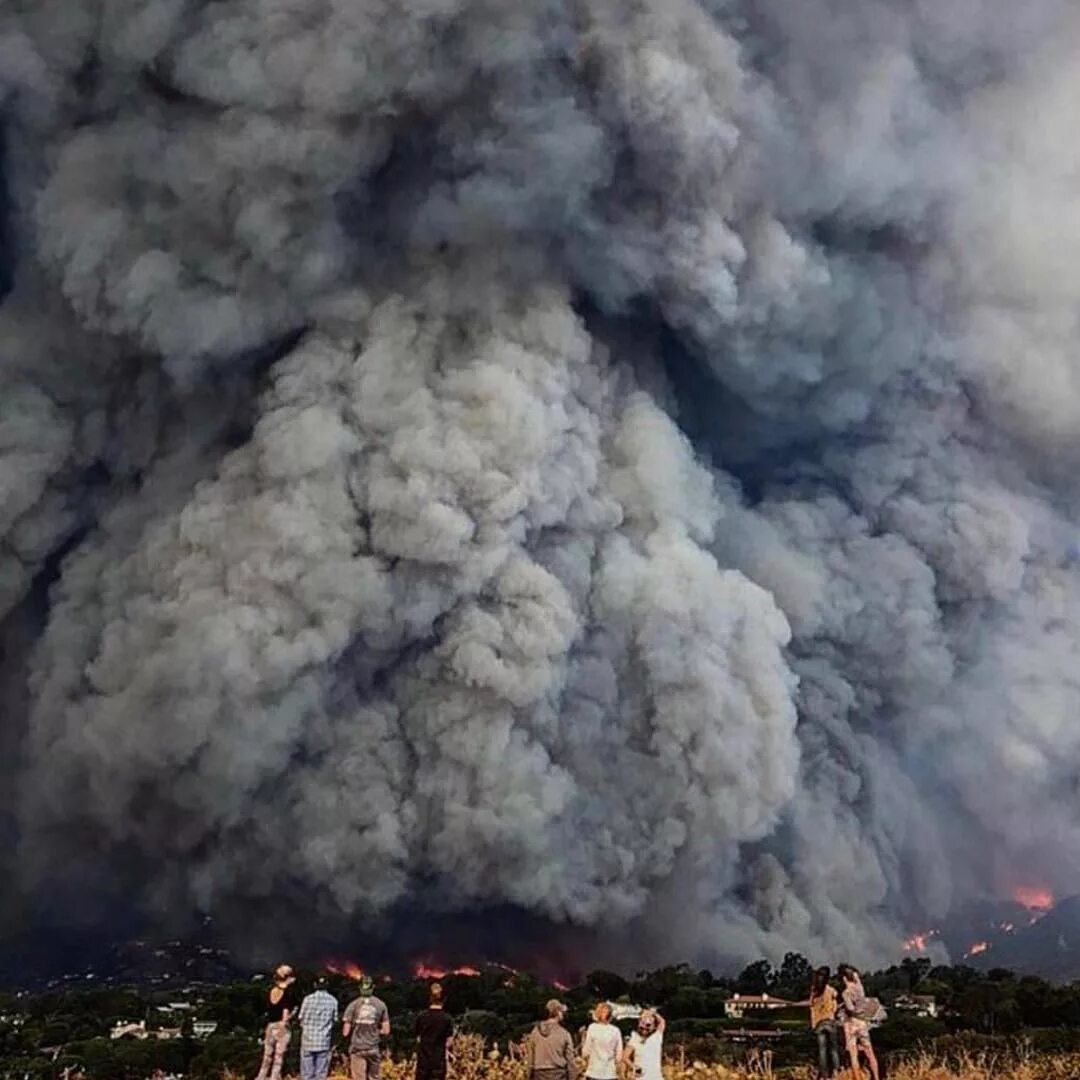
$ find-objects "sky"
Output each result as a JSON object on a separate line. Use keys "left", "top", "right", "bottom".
{"left": 1, "top": 0, "right": 1080, "bottom": 973}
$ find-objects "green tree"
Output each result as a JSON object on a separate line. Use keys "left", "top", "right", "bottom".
{"left": 735, "top": 960, "right": 773, "bottom": 995}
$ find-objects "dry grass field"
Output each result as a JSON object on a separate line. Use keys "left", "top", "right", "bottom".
{"left": 295, "top": 1034, "right": 1080, "bottom": 1080}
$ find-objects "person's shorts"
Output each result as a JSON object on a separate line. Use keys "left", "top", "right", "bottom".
{"left": 844, "top": 1019, "right": 872, "bottom": 1050}
{"left": 350, "top": 1051, "right": 381, "bottom": 1080}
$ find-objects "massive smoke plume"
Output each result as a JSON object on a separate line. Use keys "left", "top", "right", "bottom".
{"left": 2, "top": 0, "right": 1080, "bottom": 970}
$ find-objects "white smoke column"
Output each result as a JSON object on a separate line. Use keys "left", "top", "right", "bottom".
{"left": 2, "top": 0, "right": 1080, "bottom": 968}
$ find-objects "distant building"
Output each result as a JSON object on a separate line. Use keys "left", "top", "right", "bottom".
{"left": 110, "top": 1021, "right": 148, "bottom": 1040}
{"left": 723, "top": 994, "right": 792, "bottom": 1019}
{"left": 892, "top": 994, "right": 938, "bottom": 1019}
{"left": 193, "top": 1020, "right": 218, "bottom": 1038}
{"left": 155, "top": 1027, "right": 182, "bottom": 1041}
{"left": 610, "top": 1004, "right": 642, "bottom": 1022}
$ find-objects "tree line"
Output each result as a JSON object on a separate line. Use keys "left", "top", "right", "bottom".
{"left": 5, "top": 956, "right": 1080, "bottom": 1079}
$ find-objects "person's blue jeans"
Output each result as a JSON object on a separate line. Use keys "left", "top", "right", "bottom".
{"left": 814, "top": 1021, "right": 840, "bottom": 1078}
{"left": 301, "top": 1049, "right": 331, "bottom": 1080}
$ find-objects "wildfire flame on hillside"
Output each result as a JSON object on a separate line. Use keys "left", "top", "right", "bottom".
{"left": 1013, "top": 885, "right": 1054, "bottom": 919}
{"left": 965, "top": 941, "right": 989, "bottom": 958}
{"left": 413, "top": 961, "right": 483, "bottom": 979}
{"left": 325, "top": 959, "right": 365, "bottom": 980}
{"left": 902, "top": 929, "right": 939, "bottom": 953}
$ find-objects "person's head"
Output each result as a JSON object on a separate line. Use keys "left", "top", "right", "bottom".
{"left": 545, "top": 999, "right": 566, "bottom": 1022}
{"left": 313, "top": 975, "right": 328, "bottom": 990}
{"left": 593, "top": 1002, "right": 612, "bottom": 1024}
{"left": 359, "top": 975, "right": 375, "bottom": 996}
{"left": 838, "top": 964, "right": 859, "bottom": 985}
{"left": 274, "top": 964, "right": 294, "bottom": 984}
{"left": 430, "top": 982, "right": 444, "bottom": 1008}
{"left": 637, "top": 1009, "right": 658, "bottom": 1036}
{"left": 810, "top": 966, "right": 831, "bottom": 998}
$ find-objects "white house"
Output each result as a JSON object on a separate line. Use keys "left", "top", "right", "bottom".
{"left": 110, "top": 1021, "right": 147, "bottom": 1040}
{"left": 193, "top": 1020, "right": 219, "bottom": 1038}
{"left": 723, "top": 993, "right": 792, "bottom": 1020}
{"left": 892, "top": 994, "right": 938, "bottom": 1019}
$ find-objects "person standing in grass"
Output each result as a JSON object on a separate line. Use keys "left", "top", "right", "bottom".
{"left": 343, "top": 976, "right": 391, "bottom": 1080}
{"left": 255, "top": 964, "right": 298, "bottom": 1080}
{"left": 298, "top": 976, "right": 339, "bottom": 1080}
{"left": 806, "top": 967, "right": 840, "bottom": 1079}
{"left": 838, "top": 965, "right": 882, "bottom": 1080}
{"left": 582, "top": 1002, "right": 622, "bottom": 1080}
{"left": 415, "top": 982, "right": 454, "bottom": 1080}
{"left": 624, "top": 1010, "right": 665, "bottom": 1080}
{"left": 525, "top": 999, "right": 576, "bottom": 1080}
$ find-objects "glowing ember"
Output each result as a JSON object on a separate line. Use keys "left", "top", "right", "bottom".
{"left": 1013, "top": 885, "right": 1054, "bottom": 912}
{"left": 965, "top": 941, "right": 990, "bottom": 958}
{"left": 552, "top": 980, "right": 569, "bottom": 992}
{"left": 999, "top": 922, "right": 1015, "bottom": 933}
{"left": 326, "top": 959, "right": 365, "bottom": 980}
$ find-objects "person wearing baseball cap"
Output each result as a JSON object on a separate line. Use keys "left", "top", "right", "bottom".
{"left": 342, "top": 975, "right": 391, "bottom": 1080}
{"left": 524, "top": 1000, "right": 576, "bottom": 1080}
{"left": 254, "top": 964, "right": 298, "bottom": 1080}
{"left": 298, "top": 975, "right": 340, "bottom": 1080}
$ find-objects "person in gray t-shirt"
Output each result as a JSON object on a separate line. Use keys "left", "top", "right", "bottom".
{"left": 342, "top": 977, "right": 390, "bottom": 1080}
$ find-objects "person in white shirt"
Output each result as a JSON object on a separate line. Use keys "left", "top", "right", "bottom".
{"left": 581, "top": 1003, "right": 622, "bottom": 1080}
{"left": 624, "top": 1010, "right": 664, "bottom": 1080}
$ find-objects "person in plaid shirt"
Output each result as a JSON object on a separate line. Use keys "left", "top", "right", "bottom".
{"left": 299, "top": 976, "right": 340, "bottom": 1080}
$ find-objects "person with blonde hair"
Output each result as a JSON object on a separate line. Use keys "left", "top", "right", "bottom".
{"left": 582, "top": 1003, "right": 622, "bottom": 1080}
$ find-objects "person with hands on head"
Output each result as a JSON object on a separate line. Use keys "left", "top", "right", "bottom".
{"left": 624, "top": 1009, "right": 665, "bottom": 1080}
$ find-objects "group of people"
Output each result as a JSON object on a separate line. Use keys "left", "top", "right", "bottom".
{"left": 803, "top": 964, "right": 885, "bottom": 1080}
{"left": 251, "top": 966, "right": 667, "bottom": 1080}
{"left": 252, "top": 964, "right": 404, "bottom": 1080}
{"left": 251, "top": 960, "right": 880, "bottom": 1080}
{"left": 525, "top": 1000, "right": 666, "bottom": 1080}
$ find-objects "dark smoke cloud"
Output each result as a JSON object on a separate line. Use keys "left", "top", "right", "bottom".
{"left": 2, "top": 0, "right": 1079, "bottom": 970}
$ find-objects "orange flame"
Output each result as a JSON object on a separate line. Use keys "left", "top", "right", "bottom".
{"left": 325, "top": 959, "right": 365, "bottom": 981}
{"left": 902, "top": 929, "right": 938, "bottom": 953}
{"left": 413, "top": 961, "right": 482, "bottom": 979}
{"left": 965, "top": 941, "right": 989, "bottom": 958}
{"left": 1013, "top": 885, "right": 1054, "bottom": 912}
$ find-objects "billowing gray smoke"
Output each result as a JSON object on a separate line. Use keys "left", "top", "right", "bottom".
{"left": 2, "top": 0, "right": 1080, "bottom": 970}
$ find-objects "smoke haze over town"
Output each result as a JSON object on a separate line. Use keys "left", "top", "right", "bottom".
{"left": 2, "top": 0, "right": 1080, "bottom": 974}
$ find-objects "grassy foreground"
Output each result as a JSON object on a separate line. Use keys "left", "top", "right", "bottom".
{"left": 278, "top": 1036, "right": 1080, "bottom": 1080}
